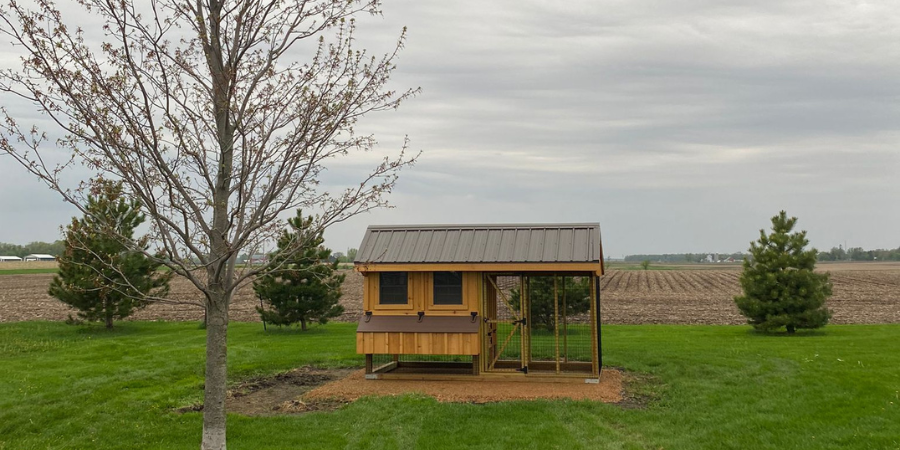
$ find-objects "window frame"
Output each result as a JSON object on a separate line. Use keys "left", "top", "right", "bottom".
{"left": 377, "top": 272, "right": 411, "bottom": 309}
{"left": 428, "top": 271, "right": 467, "bottom": 311}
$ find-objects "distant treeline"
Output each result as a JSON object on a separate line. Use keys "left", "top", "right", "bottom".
{"left": 624, "top": 253, "right": 747, "bottom": 263}
{"left": 0, "top": 241, "right": 65, "bottom": 258}
{"left": 624, "top": 247, "right": 900, "bottom": 263}
{"left": 817, "top": 246, "right": 900, "bottom": 261}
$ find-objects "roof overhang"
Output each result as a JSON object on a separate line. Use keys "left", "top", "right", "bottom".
{"left": 355, "top": 262, "right": 604, "bottom": 276}
{"left": 354, "top": 223, "right": 604, "bottom": 271}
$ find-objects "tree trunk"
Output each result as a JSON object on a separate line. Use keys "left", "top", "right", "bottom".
{"left": 786, "top": 324, "right": 796, "bottom": 334}
{"left": 300, "top": 318, "right": 307, "bottom": 331}
{"left": 201, "top": 294, "right": 229, "bottom": 450}
{"left": 202, "top": 3, "right": 236, "bottom": 446}
{"left": 104, "top": 296, "right": 113, "bottom": 329}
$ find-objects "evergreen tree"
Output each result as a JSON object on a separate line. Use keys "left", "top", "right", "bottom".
{"left": 49, "top": 181, "right": 171, "bottom": 328}
{"left": 253, "top": 212, "right": 344, "bottom": 331}
{"left": 510, "top": 276, "right": 591, "bottom": 332}
{"left": 734, "top": 211, "right": 832, "bottom": 334}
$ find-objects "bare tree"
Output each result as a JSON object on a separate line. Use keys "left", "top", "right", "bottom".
{"left": 0, "top": 1, "right": 417, "bottom": 448}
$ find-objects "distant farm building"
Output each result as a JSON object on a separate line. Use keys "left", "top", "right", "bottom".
{"left": 354, "top": 223, "right": 605, "bottom": 383}
{"left": 0, "top": 256, "right": 24, "bottom": 262}
{"left": 23, "top": 254, "right": 56, "bottom": 262}
{"left": 248, "top": 254, "right": 269, "bottom": 265}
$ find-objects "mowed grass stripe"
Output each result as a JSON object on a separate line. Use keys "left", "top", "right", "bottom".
{"left": 0, "top": 322, "right": 898, "bottom": 449}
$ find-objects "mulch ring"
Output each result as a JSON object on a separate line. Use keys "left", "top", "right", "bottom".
{"left": 177, "top": 366, "right": 357, "bottom": 416}
{"left": 177, "top": 366, "right": 625, "bottom": 416}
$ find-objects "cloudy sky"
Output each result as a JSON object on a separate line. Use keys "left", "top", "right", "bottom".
{"left": 2, "top": 0, "right": 899, "bottom": 258}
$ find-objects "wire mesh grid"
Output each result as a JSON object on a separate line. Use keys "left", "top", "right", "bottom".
{"left": 483, "top": 275, "right": 525, "bottom": 371}
{"left": 526, "top": 276, "right": 594, "bottom": 366}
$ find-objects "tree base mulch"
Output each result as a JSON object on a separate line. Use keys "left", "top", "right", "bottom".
{"left": 177, "top": 366, "right": 357, "bottom": 416}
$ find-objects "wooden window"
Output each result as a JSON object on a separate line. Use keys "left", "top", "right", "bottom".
{"left": 379, "top": 272, "right": 408, "bottom": 305}
{"left": 432, "top": 271, "right": 463, "bottom": 305}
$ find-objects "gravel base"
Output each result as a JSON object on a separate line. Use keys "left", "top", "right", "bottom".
{"left": 304, "top": 369, "right": 623, "bottom": 403}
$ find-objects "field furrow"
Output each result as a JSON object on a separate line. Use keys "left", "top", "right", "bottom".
{"left": 2, "top": 262, "right": 898, "bottom": 325}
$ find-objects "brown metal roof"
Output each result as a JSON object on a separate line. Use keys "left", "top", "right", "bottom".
{"left": 354, "top": 223, "right": 602, "bottom": 264}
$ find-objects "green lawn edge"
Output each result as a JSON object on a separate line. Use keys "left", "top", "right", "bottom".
{"left": 1, "top": 321, "right": 898, "bottom": 450}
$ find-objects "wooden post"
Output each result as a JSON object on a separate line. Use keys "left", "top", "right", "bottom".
{"left": 523, "top": 275, "right": 530, "bottom": 372}
{"left": 554, "top": 275, "right": 560, "bottom": 374}
{"left": 562, "top": 276, "right": 568, "bottom": 363}
{"left": 365, "top": 354, "right": 373, "bottom": 374}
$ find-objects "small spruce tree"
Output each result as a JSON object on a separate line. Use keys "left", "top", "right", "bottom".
{"left": 510, "top": 276, "right": 591, "bottom": 332}
{"left": 734, "top": 211, "right": 832, "bottom": 334}
{"left": 253, "top": 212, "right": 344, "bottom": 330}
{"left": 49, "top": 180, "right": 171, "bottom": 328}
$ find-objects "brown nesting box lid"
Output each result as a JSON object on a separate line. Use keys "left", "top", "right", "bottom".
{"left": 357, "top": 315, "right": 480, "bottom": 333}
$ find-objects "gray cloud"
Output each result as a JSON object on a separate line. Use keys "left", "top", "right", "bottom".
{"left": 3, "top": 0, "right": 899, "bottom": 257}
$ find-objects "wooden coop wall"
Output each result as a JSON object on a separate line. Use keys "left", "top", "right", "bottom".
{"left": 356, "top": 332, "right": 480, "bottom": 355}
{"left": 357, "top": 271, "right": 482, "bottom": 356}
{"left": 362, "top": 271, "right": 480, "bottom": 316}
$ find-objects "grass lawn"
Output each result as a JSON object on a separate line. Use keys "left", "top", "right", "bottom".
{"left": 1, "top": 322, "right": 898, "bottom": 450}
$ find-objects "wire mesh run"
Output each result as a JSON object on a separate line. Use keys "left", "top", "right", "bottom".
{"left": 371, "top": 354, "right": 475, "bottom": 375}
{"left": 484, "top": 273, "right": 596, "bottom": 374}
{"left": 525, "top": 276, "right": 594, "bottom": 370}
{"left": 483, "top": 275, "right": 525, "bottom": 372}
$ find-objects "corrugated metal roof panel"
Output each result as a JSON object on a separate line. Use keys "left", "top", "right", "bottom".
{"left": 556, "top": 228, "right": 575, "bottom": 261}
{"left": 526, "top": 229, "right": 544, "bottom": 262}
{"left": 439, "top": 230, "right": 460, "bottom": 262}
{"left": 470, "top": 229, "right": 488, "bottom": 262}
{"left": 572, "top": 228, "right": 588, "bottom": 262}
{"left": 497, "top": 229, "right": 516, "bottom": 262}
{"left": 410, "top": 230, "right": 432, "bottom": 262}
{"left": 542, "top": 228, "right": 560, "bottom": 262}
{"left": 355, "top": 223, "right": 602, "bottom": 264}
{"left": 453, "top": 230, "right": 475, "bottom": 262}
{"left": 425, "top": 230, "right": 447, "bottom": 262}
{"left": 512, "top": 229, "right": 531, "bottom": 261}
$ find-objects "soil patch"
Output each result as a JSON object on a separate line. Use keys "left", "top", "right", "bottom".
{"left": 177, "top": 366, "right": 356, "bottom": 416}
{"left": 227, "top": 366, "right": 357, "bottom": 416}
{"left": 305, "top": 369, "right": 623, "bottom": 404}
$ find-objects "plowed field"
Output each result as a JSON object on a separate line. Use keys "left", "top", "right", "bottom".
{"left": 1, "top": 263, "right": 898, "bottom": 325}
{"left": 599, "top": 264, "right": 900, "bottom": 324}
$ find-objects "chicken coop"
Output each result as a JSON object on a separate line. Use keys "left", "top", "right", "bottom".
{"left": 354, "top": 223, "right": 604, "bottom": 382}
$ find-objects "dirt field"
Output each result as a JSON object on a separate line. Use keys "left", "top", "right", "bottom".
{"left": 599, "top": 263, "right": 900, "bottom": 324}
{"left": 0, "top": 268, "right": 363, "bottom": 323}
{"left": 1, "top": 263, "right": 898, "bottom": 325}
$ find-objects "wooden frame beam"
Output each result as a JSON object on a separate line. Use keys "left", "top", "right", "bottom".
{"left": 356, "top": 262, "right": 602, "bottom": 275}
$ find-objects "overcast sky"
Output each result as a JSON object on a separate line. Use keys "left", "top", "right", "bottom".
{"left": 2, "top": 0, "right": 899, "bottom": 258}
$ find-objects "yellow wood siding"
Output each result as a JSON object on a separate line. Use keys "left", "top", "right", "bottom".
{"left": 363, "top": 271, "right": 481, "bottom": 316}
{"left": 357, "top": 332, "right": 480, "bottom": 355}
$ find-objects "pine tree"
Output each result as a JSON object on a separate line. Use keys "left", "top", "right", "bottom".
{"left": 49, "top": 181, "right": 171, "bottom": 328}
{"left": 510, "top": 276, "right": 592, "bottom": 332}
{"left": 734, "top": 211, "right": 832, "bottom": 334}
{"left": 253, "top": 212, "right": 344, "bottom": 331}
